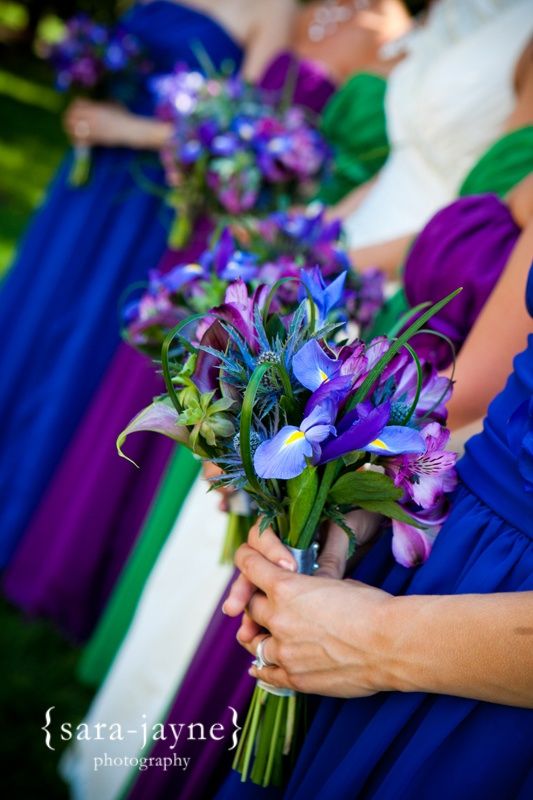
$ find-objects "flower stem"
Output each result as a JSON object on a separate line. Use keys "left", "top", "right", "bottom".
{"left": 298, "top": 461, "right": 339, "bottom": 549}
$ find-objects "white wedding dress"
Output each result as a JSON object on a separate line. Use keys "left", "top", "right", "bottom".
{"left": 344, "top": 0, "right": 533, "bottom": 247}
{"left": 63, "top": 2, "right": 533, "bottom": 798}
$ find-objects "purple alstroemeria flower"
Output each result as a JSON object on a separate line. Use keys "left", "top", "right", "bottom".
{"left": 392, "top": 361, "right": 452, "bottom": 424}
{"left": 391, "top": 498, "right": 450, "bottom": 568}
{"left": 319, "top": 402, "right": 426, "bottom": 464}
{"left": 195, "top": 281, "right": 268, "bottom": 391}
{"left": 125, "top": 293, "right": 183, "bottom": 346}
{"left": 207, "top": 166, "right": 260, "bottom": 214}
{"left": 384, "top": 422, "right": 457, "bottom": 509}
{"left": 254, "top": 404, "right": 336, "bottom": 480}
{"left": 300, "top": 267, "right": 347, "bottom": 325}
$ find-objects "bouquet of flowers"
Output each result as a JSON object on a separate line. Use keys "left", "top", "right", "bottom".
{"left": 122, "top": 208, "right": 384, "bottom": 559}
{"left": 117, "top": 268, "right": 460, "bottom": 786}
{"left": 153, "top": 68, "right": 331, "bottom": 247}
{"left": 46, "top": 14, "right": 152, "bottom": 186}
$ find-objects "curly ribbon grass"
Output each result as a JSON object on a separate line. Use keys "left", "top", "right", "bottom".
{"left": 161, "top": 313, "right": 206, "bottom": 412}
{"left": 262, "top": 275, "right": 317, "bottom": 332}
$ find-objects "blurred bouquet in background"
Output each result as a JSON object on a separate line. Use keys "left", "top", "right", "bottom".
{"left": 122, "top": 206, "right": 384, "bottom": 359}
{"left": 45, "top": 13, "right": 152, "bottom": 185}
{"left": 117, "top": 267, "right": 460, "bottom": 784}
{"left": 153, "top": 67, "right": 331, "bottom": 247}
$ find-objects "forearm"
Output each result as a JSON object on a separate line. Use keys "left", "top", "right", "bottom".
{"left": 332, "top": 178, "right": 377, "bottom": 221}
{"left": 122, "top": 115, "right": 174, "bottom": 150}
{"left": 350, "top": 234, "right": 413, "bottom": 277}
{"left": 377, "top": 591, "right": 533, "bottom": 707}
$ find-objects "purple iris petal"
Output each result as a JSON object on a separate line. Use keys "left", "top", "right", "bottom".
{"left": 300, "top": 403, "right": 336, "bottom": 442}
{"left": 254, "top": 426, "right": 313, "bottom": 480}
{"left": 319, "top": 403, "right": 391, "bottom": 463}
{"left": 300, "top": 267, "right": 347, "bottom": 324}
{"left": 161, "top": 262, "right": 206, "bottom": 292}
{"left": 293, "top": 340, "right": 340, "bottom": 391}
{"left": 304, "top": 374, "right": 354, "bottom": 417}
{"left": 365, "top": 426, "right": 426, "bottom": 456}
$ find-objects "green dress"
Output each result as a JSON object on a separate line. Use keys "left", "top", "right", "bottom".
{"left": 317, "top": 72, "right": 389, "bottom": 205}
{"left": 368, "top": 124, "right": 533, "bottom": 337}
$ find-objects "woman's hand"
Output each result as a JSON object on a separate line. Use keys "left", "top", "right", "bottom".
{"left": 228, "top": 536, "right": 393, "bottom": 697}
{"left": 63, "top": 99, "right": 173, "bottom": 150}
{"left": 223, "top": 511, "right": 382, "bottom": 621}
{"left": 223, "top": 517, "right": 390, "bottom": 697}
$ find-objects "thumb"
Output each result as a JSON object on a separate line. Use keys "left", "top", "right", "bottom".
{"left": 315, "top": 524, "right": 349, "bottom": 579}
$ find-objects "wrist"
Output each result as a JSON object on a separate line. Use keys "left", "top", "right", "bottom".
{"left": 381, "top": 594, "right": 443, "bottom": 694}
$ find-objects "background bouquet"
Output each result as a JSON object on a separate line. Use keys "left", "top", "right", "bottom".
{"left": 117, "top": 266, "right": 460, "bottom": 785}
{"left": 45, "top": 13, "right": 152, "bottom": 185}
{"left": 153, "top": 67, "right": 331, "bottom": 247}
{"left": 122, "top": 207, "right": 384, "bottom": 359}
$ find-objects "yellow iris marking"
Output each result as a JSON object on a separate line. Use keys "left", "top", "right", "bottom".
{"left": 319, "top": 370, "right": 329, "bottom": 383}
{"left": 369, "top": 438, "right": 387, "bottom": 450}
{"left": 284, "top": 430, "right": 306, "bottom": 446}
{"left": 187, "top": 263, "right": 204, "bottom": 273}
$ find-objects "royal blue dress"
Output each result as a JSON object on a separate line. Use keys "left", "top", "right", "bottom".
{"left": 219, "top": 265, "right": 533, "bottom": 799}
{"left": 0, "top": 1, "right": 242, "bottom": 565}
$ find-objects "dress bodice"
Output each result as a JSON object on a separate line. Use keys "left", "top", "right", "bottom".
{"left": 458, "top": 264, "right": 533, "bottom": 536}
{"left": 344, "top": 0, "right": 533, "bottom": 249}
{"left": 115, "top": 1, "right": 243, "bottom": 113}
{"left": 403, "top": 194, "right": 521, "bottom": 368}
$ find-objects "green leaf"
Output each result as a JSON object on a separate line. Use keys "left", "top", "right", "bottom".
{"left": 330, "top": 471, "right": 402, "bottom": 505}
{"left": 240, "top": 362, "right": 272, "bottom": 497}
{"left": 356, "top": 499, "right": 426, "bottom": 528}
{"left": 287, "top": 466, "right": 319, "bottom": 547}
{"left": 323, "top": 507, "right": 357, "bottom": 557}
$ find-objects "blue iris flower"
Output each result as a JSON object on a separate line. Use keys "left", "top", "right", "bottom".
{"left": 254, "top": 404, "right": 336, "bottom": 480}
{"left": 300, "top": 267, "right": 347, "bottom": 325}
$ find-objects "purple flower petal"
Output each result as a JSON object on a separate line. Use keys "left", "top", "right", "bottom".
{"left": 304, "top": 374, "right": 354, "bottom": 417}
{"left": 365, "top": 426, "right": 426, "bottom": 456}
{"left": 319, "top": 403, "right": 390, "bottom": 463}
{"left": 117, "top": 400, "right": 189, "bottom": 466}
{"left": 391, "top": 520, "right": 433, "bottom": 568}
{"left": 254, "top": 426, "right": 313, "bottom": 479}
{"left": 293, "top": 339, "right": 340, "bottom": 391}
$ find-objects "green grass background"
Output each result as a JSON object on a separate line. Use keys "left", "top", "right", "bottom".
{"left": 0, "top": 26, "right": 95, "bottom": 799}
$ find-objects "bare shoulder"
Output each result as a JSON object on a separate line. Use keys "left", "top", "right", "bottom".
{"left": 507, "top": 174, "right": 533, "bottom": 230}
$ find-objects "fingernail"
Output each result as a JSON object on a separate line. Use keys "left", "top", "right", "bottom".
{"left": 278, "top": 559, "right": 296, "bottom": 572}
{"left": 248, "top": 667, "right": 255, "bottom": 677}
{"left": 221, "top": 602, "right": 228, "bottom": 615}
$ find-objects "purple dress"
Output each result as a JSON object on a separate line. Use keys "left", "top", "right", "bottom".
{"left": 403, "top": 193, "right": 520, "bottom": 368}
